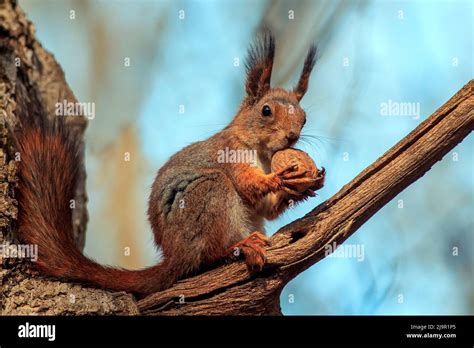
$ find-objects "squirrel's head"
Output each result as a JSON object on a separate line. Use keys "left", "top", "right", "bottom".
{"left": 230, "top": 31, "right": 316, "bottom": 160}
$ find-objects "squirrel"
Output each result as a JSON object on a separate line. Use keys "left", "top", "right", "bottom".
{"left": 12, "top": 31, "right": 324, "bottom": 295}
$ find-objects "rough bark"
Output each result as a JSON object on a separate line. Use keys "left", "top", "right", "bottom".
{"left": 0, "top": 0, "right": 137, "bottom": 315}
{"left": 0, "top": 0, "right": 472, "bottom": 316}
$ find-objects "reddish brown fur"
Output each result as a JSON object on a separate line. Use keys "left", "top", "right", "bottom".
{"left": 14, "top": 32, "right": 319, "bottom": 295}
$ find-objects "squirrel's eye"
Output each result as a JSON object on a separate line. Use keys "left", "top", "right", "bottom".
{"left": 262, "top": 105, "right": 272, "bottom": 117}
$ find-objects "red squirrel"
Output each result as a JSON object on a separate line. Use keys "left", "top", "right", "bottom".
{"left": 13, "top": 32, "right": 324, "bottom": 295}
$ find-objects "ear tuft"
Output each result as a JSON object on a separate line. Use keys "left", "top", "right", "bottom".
{"left": 294, "top": 45, "right": 317, "bottom": 101}
{"left": 245, "top": 30, "right": 275, "bottom": 104}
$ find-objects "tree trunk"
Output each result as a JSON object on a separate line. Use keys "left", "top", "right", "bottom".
{"left": 0, "top": 0, "right": 138, "bottom": 315}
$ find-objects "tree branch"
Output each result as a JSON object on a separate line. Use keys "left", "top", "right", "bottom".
{"left": 137, "top": 80, "right": 473, "bottom": 315}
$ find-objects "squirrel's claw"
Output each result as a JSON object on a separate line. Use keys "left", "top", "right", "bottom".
{"left": 274, "top": 164, "right": 298, "bottom": 177}
{"left": 281, "top": 169, "right": 308, "bottom": 180}
{"left": 282, "top": 186, "right": 304, "bottom": 197}
{"left": 311, "top": 167, "right": 326, "bottom": 190}
{"left": 283, "top": 176, "right": 318, "bottom": 186}
{"left": 228, "top": 231, "right": 270, "bottom": 272}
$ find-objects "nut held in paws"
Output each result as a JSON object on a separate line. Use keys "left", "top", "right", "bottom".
{"left": 271, "top": 148, "right": 320, "bottom": 192}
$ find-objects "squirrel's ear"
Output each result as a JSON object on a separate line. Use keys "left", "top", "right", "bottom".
{"left": 294, "top": 45, "right": 317, "bottom": 101}
{"left": 245, "top": 31, "right": 275, "bottom": 104}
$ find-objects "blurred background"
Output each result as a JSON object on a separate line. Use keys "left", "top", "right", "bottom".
{"left": 20, "top": 0, "right": 473, "bottom": 315}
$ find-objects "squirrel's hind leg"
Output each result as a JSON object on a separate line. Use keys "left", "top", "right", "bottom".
{"left": 227, "top": 231, "right": 271, "bottom": 271}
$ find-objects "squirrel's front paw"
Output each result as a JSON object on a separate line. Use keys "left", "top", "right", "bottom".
{"left": 268, "top": 164, "right": 299, "bottom": 191}
{"left": 272, "top": 164, "right": 309, "bottom": 196}
{"left": 228, "top": 231, "right": 271, "bottom": 272}
{"left": 271, "top": 148, "right": 325, "bottom": 197}
{"left": 266, "top": 173, "right": 283, "bottom": 192}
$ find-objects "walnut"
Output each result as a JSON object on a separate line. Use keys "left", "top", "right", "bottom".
{"left": 271, "top": 148, "right": 322, "bottom": 192}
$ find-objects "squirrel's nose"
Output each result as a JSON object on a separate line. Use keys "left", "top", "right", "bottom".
{"left": 286, "top": 132, "right": 299, "bottom": 144}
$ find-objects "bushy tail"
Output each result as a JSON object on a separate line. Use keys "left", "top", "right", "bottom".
{"left": 11, "top": 77, "right": 173, "bottom": 295}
